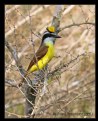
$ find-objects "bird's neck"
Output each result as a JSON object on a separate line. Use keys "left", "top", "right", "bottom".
{"left": 44, "top": 38, "right": 54, "bottom": 46}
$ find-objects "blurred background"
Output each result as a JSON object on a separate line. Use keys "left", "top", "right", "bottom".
{"left": 5, "top": 5, "right": 95, "bottom": 118}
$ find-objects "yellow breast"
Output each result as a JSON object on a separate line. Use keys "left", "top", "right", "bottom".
{"left": 29, "top": 44, "right": 54, "bottom": 73}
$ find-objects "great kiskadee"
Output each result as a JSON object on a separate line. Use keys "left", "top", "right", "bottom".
{"left": 22, "top": 26, "right": 61, "bottom": 83}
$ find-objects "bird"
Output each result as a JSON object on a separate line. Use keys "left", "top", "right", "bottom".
{"left": 21, "top": 26, "right": 61, "bottom": 85}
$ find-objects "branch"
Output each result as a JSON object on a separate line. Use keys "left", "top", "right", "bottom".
{"left": 49, "top": 53, "right": 86, "bottom": 77}
{"left": 5, "top": 5, "right": 20, "bottom": 14}
{"left": 5, "top": 110, "right": 29, "bottom": 118}
{"left": 5, "top": 39, "right": 25, "bottom": 75}
{"left": 5, "top": 5, "right": 50, "bottom": 38}
{"left": 59, "top": 22, "right": 95, "bottom": 32}
{"left": 52, "top": 5, "right": 64, "bottom": 32}
{"left": 63, "top": 5, "right": 75, "bottom": 15}
{"left": 5, "top": 79, "right": 18, "bottom": 88}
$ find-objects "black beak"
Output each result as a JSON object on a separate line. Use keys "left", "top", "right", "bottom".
{"left": 55, "top": 35, "right": 61, "bottom": 38}
{"left": 52, "top": 33, "right": 61, "bottom": 38}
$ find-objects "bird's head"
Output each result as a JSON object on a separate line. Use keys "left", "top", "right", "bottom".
{"left": 42, "top": 26, "right": 61, "bottom": 44}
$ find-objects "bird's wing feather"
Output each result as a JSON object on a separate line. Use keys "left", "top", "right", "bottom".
{"left": 27, "top": 45, "right": 48, "bottom": 71}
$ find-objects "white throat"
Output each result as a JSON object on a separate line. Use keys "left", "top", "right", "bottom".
{"left": 44, "top": 37, "right": 54, "bottom": 45}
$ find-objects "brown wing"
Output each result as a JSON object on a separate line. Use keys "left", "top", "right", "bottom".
{"left": 27, "top": 44, "right": 48, "bottom": 71}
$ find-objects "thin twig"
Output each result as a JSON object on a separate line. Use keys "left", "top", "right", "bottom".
{"left": 59, "top": 22, "right": 95, "bottom": 32}
{"left": 5, "top": 110, "right": 29, "bottom": 118}
{"left": 5, "top": 79, "right": 18, "bottom": 88}
{"left": 5, "top": 5, "right": 50, "bottom": 38}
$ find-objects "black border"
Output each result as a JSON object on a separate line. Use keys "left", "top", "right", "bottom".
{"left": 2, "top": 0, "right": 96, "bottom": 119}
{"left": 4, "top": 0, "right": 97, "bottom": 4}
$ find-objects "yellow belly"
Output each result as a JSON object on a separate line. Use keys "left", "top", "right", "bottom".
{"left": 28, "top": 45, "right": 54, "bottom": 73}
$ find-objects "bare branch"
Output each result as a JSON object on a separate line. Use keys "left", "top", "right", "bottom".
{"left": 59, "top": 22, "right": 95, "bottom": 32}
{"left": 52, "top": 5, "right": 64, "bottom": 31}
{"left": 5, "top": 5, "right": 50, "bottom": 38}
{"left": 5, "top": 79, "right": 18, "bottom": 88}
{"left": 63, "top": 5, "right": 75, "bottom": 15}
{"left": 5, "top": 5, "right": 20, "bottom": 14}
{"left": 5, "top": 39, "right": 25, "bottom": 75}
{"left": 5, "top": 110, "right": 29, "bottom": 118}
{"left": 49, "top": 53, "right": 86, "bottom": 77}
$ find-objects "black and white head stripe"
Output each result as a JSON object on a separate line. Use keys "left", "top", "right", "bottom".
{"left": 42, "top": 32, "right": 53, "bottom": 40}
{"left": 42, "top": 31, "right": 57, "bottom": 40}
